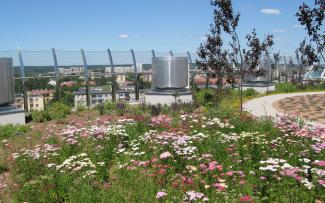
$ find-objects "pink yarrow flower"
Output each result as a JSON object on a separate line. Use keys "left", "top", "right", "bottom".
{"left": 314, "top": 160, "right": 325, "bottom": 167}
{"left": 160, "top": 151, "right": 172, "bottom": 159}
{"left": 156, "top": 191, "right": 167, "bottom": 199}
{"left": 318, "top": 179, "right": 325, "bottom": 187}
{"left": 239, "top": 195, "right": 253, "bottom": 202}
{"left": 226, "top": 171, "right": 234, "bottom": 176}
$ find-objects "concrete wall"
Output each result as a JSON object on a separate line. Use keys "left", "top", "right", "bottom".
{"left": 145, "top": 94, "right": 193, "bottom": 105}
{"left": 0, "top": 106, "right": 25, "bottom": 125}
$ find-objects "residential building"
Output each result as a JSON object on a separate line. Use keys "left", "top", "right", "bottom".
{"left": 27, "top": 89, "right": 54, "bottom": 111}
{"left": 74, "top": 87, "right": 112, "bottom": 107}
{"left": 13, "top": 90, "right": 54, "bottom": 111}
{"left": 104, "top": 64, "right": 143, "bottom": 74}
{"left": 116, "top": 75, "right": 126, "bottom": 84}
{"left": 73, "top": 87, "right": 146, "bottom": 107}
{"left": 61, "top": 81, "right": 77, "bottom": 87}
{"left": 141, "top": 71, "right": 152, "bottom": 82}
{"left": 13, "top": 94, "right": 24, "bottom": 110}
{"left": 81, "top": 81, "right": 97, "bottom": 86}
{"left": 28, "top": 94, "right": 44, "bottom": 111}
{"left": 58, "top": 67, "right": 84, "bottom": 75}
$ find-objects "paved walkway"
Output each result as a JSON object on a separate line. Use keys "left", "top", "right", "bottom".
{"left": 243, "top": 92, "right": 325, "bottom": 127}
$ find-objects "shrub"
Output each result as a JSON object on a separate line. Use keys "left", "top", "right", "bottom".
{"left": 141, "top": 103, "right": 149, "bottom": 113}
{"left": 76, "top": 105, "right": 87, "bottom": 112}
{"left": 97, "top": 103, "right": 105, "bottom": 115}
{"left": 275, "top": 83, "right": 325, "bottom": 93}
{"left": 194, "top": 88, "right": 216, "bottom": 106}
{"left": 161, "top": 104, "right": 171, "bottom": 115}
{"left": 129, "top": 105, "right": 145, "bottom": 116}
{"left": 31, "top": 110, "right": 49, "bottom": 122}
{"left": 242, "top": 88, "right": 258, "bottom": 97}
{"left": 116, "top": 102, "right": 126, "bottom": 116}
{"left": 0, "top": 124, "right": 29, "bottom": 141}
{"left": 319, "top": 82, "right": 325, "bottom": 89}
{"left": 296, "top": 84, "right": 307, "bottom": 91}
{"left": 171, "top": 102, "right": 180, "bottom": 113}
{"left": 275, "top": 83, "right": 298, "bottom": 93}
{"left": 150, "top": 104, "right": 162, "bottom": 116}
{"left": 47, "top": 102, "right": 71, "bottom": 120}
{"left": 0, "top": 164, "right": 8, "bottom": 173}
{"left": 180, "top": 102, "right": 196, "bottom": 113}
{"left": 104, "top": 101, "right": 116, "bottom": 112}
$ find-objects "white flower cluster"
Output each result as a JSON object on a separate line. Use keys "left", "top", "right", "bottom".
{"left": 216, "top": 132, "right": 239, "bottom": 143}
{"left": 311, "top": 168, "right": 325, "bottom": 177}
{"left": 259, "top": 158, "right": 292, "bottom": 172}
{"left": 117, "top": 118, "right": 135, "bottom": 124}
{"left": 106, "top": 124, "right": 129, "bottom": 138}
{"left": 60, "top": 123, "right": 129, "bottom": 143}
{"left": 204, "top": 117, "right": 234, "bottom": 129}
{"left": 180, "top": 113, "right": 200, "bottom": 123}
{"left": 301, "top": 178, "right": 314, "bottom": 190}
{"left": 259, "top": 158, "right": 315, "bottom": 190}
{"left": 191, "top": 132, "right": 209, "bottom": 141}
{"left": 90, "top": 124, "right": 129, "bottom": 141}
{"left": 12, "top": 144, "right": 60, "bottom": 160}
{"left": 217, "top": 131, "right": 267, "bottom": 145}
{"left": 183, "top": 191, "right": 209, "bottom": 202}
{"left": 55, "top": 153, "right": 97, "bottom": 178}
{"left": 117, "top": 134, "right": 145, "bottom": 156}
{"left": 119, "top": 130, "right": 210, "bottom": 160}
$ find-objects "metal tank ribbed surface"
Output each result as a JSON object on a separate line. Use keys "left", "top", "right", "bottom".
{"left": 152, "top": 57, "right": 188, "bottom": 90}
{"left": 0, "top": 58, "right": 14, "bottom": 106}
{"left": 244, "top": 62, "right": 272, "bottom": 84}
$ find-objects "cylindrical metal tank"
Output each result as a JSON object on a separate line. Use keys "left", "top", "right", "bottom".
{"left": 244, "top": 63, "right": 272, "bottom": 84}
{"left": 152, "top": 57, "right": 188, "bottom": 90}
{"left": 0, "top": 58, "right": 15, "bottom": 106}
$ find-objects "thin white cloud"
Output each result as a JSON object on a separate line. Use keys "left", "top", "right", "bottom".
{"left": 240, "top": 6, "right": 253, "bottom": 11}
{"left": 200, "top": 35, "right": 208, "bottom": 41}
{"left": 272, "top": 29, "right": 287, "bottom": 33}
{"left": 133, "top": 34, "right": 140, "bottom": 38}
{"left": 293, "top": 24, "right": 303, "bottom": 28}
{"left": 119, "top": 34, "right": 129, "bottom": 39}
{"left": 260, "top": 9, "right": 281, "bottom": 15}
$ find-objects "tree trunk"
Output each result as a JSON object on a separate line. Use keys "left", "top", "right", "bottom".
{"left": 205, "top": 72, "right": 209, "bottom": 89}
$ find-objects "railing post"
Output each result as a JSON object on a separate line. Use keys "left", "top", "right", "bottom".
{"left": 205, "top": 71, "right": 209, "bottom": 89}
{"left": 80, "top": 49, "right": 90, "bottom": 107}
{"left": 130, "top": 49, "right": 139, "bottom": 101}
{"left": 205, "top": 59, "right": 209, "bottom": 89}
{"left": 266, "top": 53, "right": 272, "bottom": 83}
{"left": 187, "top": 51, "right": 194, "bottom": 89}
{"left": 169, "top": 50, "right": 174, "bottom": 57}
{"left": 107, "top": 49, "right": 116, "bottom": 102}
{"left": 151, "top": 50, "right": 156, "bottom": 90}
{"left": 52, "top": 48, "right": 60, "bottom": 101}
{"left": 17, "top": 48, "right": 28, "bottom": 111}
{"left": 151, "top": 49, "right": 156, "bottom": 58}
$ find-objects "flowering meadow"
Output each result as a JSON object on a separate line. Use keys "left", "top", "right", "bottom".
{"left": 0, "top": 104, "right": 324, "bottom": 202}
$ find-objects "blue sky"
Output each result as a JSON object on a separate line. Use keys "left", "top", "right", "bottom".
{"left": 0, "top": 0, "right": 315, "bottom": 56}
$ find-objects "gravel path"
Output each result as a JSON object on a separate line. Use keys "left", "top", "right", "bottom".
{"left": 243, "top": 92, "right": 325, "bottom": 127}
